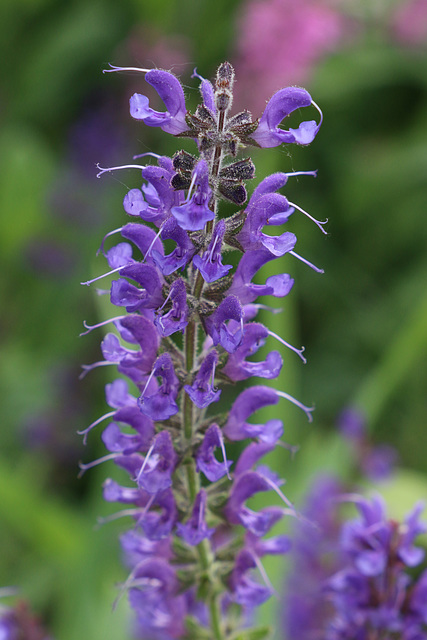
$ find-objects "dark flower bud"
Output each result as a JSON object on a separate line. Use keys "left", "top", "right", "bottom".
{"left": 220, "top": 158, "right": 255, "bottom": 181}
{"left": 215, "top": 89, "right": 233, "bottom": 113}
{"left": 218, "top": 179, "right": 247, "bottom": 205}
{"left": 216, "top": 62, "right": 235, "bottom": 91}
{"left": 172, "top": 150, "right": 197, "bottom": 172}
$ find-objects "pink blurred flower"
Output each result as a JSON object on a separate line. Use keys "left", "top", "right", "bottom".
{"left": 233, "top": 0, "right": 351, "bottom": 114}
{"left": 392, "top": 0, "right": 427, "bottom": 46}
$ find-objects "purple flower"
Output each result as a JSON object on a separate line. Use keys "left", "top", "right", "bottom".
{"left": 138, "top": 353, "right": 179, "bottom": 420}
{"left": 184, "top": 350, "right": 221, "bottom": 408}
{"left": 205, "top": 295, "right": 244, "bottom": 353}
{"left": 223, "top": 386, "right": 283, "bottom": 443}
{"left": 129, "top": 69, "right": 189, "bottom": 135}
{"left": 229, "top": 549, "right": 272, "bottom": 607}
{"left": 136, "top": 431, "right": 177, "bottom": 495}
{"left": 123, "top": 163, "right": 181, "bottom": 227}
{"left": 222, "top": 323, "right": 283, "bottom": 381}
{"left": 176, "top": 489, "right": 215, "bottom": 545}
{"left": 195, "top": 423, "right": 233, "bottom": 482}
{"left": 110, "top": 264, "right": 164, "bottom": 312}
{"left": 152, "top": 217, "right": 197, "bottom": 275}
{"left": 141, "top": 489, "right": 177, "bottom": 540}
{"left": 154, "top": 278, "right": 189, "bottom": 337}
{"left": 128, "top": 558, "right": 186, "bottom": 639}
{"left": 171, "top": 159, "right": 215, "bottom": 231}
{"left": 193, "top": 219, "right": 233, "bottom": 282}
{"left": 225, "top": 471, "right": 283, "bottom": 536}
{"left": 228, "top": 248, "right": 294, "bottom": 304}
{"left": 251, "top": 87, "right": 322, "bottom": 148}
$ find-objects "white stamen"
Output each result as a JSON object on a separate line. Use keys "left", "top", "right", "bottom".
{"left": 275, "top": 389, "right": 314, "bottom": 422}
{"left": 267, "top": 329, "right": 307, "bottom": 363}
{"left": 77, "top": 410, "right": 116, "bottom": 444}
{"left": 96, "top": 508, "right": 143, "bottom": 526}
{"left": 142, "top": 224, "right": 164, "bottom": 263}
{"left": 79, "top": 360, "right": 115, "bottom": 380}
{"left": 218, "top": 431, "right": 232, "bottom": 480}
{"left": 78, "top": 453, "right": 118, "bottom": 477}
{"left": 133, "top": 152, "right": 161, "bottom": 160}
{"left": 96, "top": 162, "right": 146, "bottom": 178}
{"left": 311, "top": 99, "right": 324, "bottom": 129}
{"left": 285, "top": 170, "right": 318, "bottom": 179}
{"left": 97, "top": 227, "right": 123, "bottom": 256}
{"left": 289, "top": 250, "right": 324, "bottom": 274}
{"left": 79, "top": 315, "right": 128, "bottom": 336}
{"left": 80, "top": 263, "right": 132, "bottom": 286}
{"left": 262, "top": 474, "right": 295, "bottom": 510}
{"left": 103, "top": 64, "right": 151, "bottom": 74}
{"left": 254, "top": 555, "right": 276, "bottom": 594}
{"left": 136, "top": 441, "right": 156, "bottom": 483}
{"left": 287, "top": 201, "right": 328, "bottom": 234}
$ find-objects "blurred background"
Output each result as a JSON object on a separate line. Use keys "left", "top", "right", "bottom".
{"left": 0, "top": 0, "right": 426, "bottom": 638}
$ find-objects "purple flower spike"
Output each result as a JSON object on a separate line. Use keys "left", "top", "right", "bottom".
{"left": 223, "top": 386, "right": 283, "bottom": 443}
{"left": 252, "top": 87, "right": 321, "bottom": 148}
{"left": 230, "top": 549, "right": 273, "bottom": 607}
{"left": 171, "top": 159, "right": 215, "bottom": 231}
{"left": 136, "top": 431, "right": 177, "bottom": 495}
{"left": 154, "top": 278, "right": 189, "bottom": 337}
{"left": 193, "top": 219, "right": 232, "bottom": 283}
{"left": 129, "top": 69, "right": 188, "bottom": 135}
{"left": 184, "top": 350, "right": 221, "bottom": 408}
{"left": 176, "top": 489, "right": 215, "bottom": 546}
{"left": 223, "top": 323, "right": 283, "bottom": 381}
{"left": 138, "top": 353, "right": 179, "bottom": 420}
{"left": 205, "top": 295, "right": 244, "bottom": 353}
{"left": 196, "top": 423, "right": 233, "bottom": 482}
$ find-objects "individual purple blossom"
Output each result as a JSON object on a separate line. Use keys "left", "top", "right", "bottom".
{"left": 251, "top": 86, "right": 322, "bottom": 148}
{"left": 123, "top": 163, "right": 182, "bottom": 226}
{"left": 129, "top": 68, "right": 189, "bottom": 135}
{"left": 223, "top": 386, "right": 283, "bottom": 443}
{"left": 228, "top": 248, "right": 294, "bottom": 304}
{"left": 184, "top": 350, "right": 221, "bottom": 408}
{"left": 222, "top": 323, "right": 283, "bottom": 381}
{"left": 171, "top": 159, "right": 215, "bottom": 231}
{"left": 195, "top": 423, "right": 233, "bottom": 482}
{"left": 154, "top": 278, "right": 188, "bottom": 337}
{"left": 152, "top": 217, "right": 197, "bottom": 275}
{"left": 110, "top": 263, "right": 164, "bottom": 312}
{"left": 138, "top": 353, "right": 179, "bottom": 420}
{"left": 229, "top": 549, "right": 272, "bottom": 608}
{"left": 193, "top": 219, "right": 232, "bottom": 282}
{"left": 176, "top": 489, "right": 215, "bottom": 546}
{"left": 204, "top": 295, "right": 244, "bottom": 352}
{"left": 136, "top": 431, "right": 177, "bottom": 494}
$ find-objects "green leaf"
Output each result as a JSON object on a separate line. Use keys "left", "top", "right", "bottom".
{"left": 230, "top": 625, "right": 272, "bottom": 640}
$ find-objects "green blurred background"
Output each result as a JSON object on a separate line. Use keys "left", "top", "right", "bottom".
{"left": 1, "top": 0, "right": 426, "bottom": 637}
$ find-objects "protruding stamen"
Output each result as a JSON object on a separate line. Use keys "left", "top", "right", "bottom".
{"left": 217, "top": 430, "right": 232, "bottom": 481}
{"left": 133, "top": 152, "right": 161, "bottom": 160}
{"left": 96, "top": 162, "right": 146, "bottom": 178}
{"left": 285, "top": 170, "right": 318, "bottom": 179}
{"left": 142, "top": 224, "right": 164, "bottom": 263}
{"left": 289, "top": 251, "right": 324, "bottom": 274}
{"left": 136, "top": 441, "right": 156, "bottom": 483}
{"left": 103, "top": 64, "right": 151, "bottom": 74}
{"left": 77, "top": 410, "right": 116, "bottom": 444}
{"left": 254, "top": 555, "right": 276, "bottom": 594}
{"left": 276, "top": 440, "right": 300, "bottom": 458}
{"left": 275, "top": 389, "right": 314, "bottom": 422}
{"left": 288, "top": 201, "right": 328, "bottom": 234}
{"left": 97, "top": 227, "right": 123, "bottom": 256}
{"left": 79, "top": 315, "right": 128, "bottom": 337}
{"left": 80, "top": 263, "right": 131, "bottom": 286}
{"left": 78, "top": 453, "right": 118, "bottom": 477}
{"left": 262, "top": 474, "right": 295, "bottom": 510}
{"left": 311, "top": 99, "right": 324, "bottom": 129}
{"left": 267, "top": 330, "right": 307, "bottom": 364}
{"left": 79, "top": 360, "right": 115, "bottom": 380}
{"left": 96, "top": 508, "right": 143, "bottom": 526}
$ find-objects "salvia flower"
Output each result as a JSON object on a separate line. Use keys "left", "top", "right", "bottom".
{"left": 82, "top": 61, "right": 323, "bottom": 638}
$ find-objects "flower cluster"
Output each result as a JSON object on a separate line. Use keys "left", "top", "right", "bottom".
{"left": 81, "top": 62, "right": 323, "bottom": 639}
{"left": 285, "top": 479, "right": 427, "bottom": 640}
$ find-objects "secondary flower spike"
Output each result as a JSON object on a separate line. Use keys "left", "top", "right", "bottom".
{"left": 83, "top": 61, "right": 323, "bottom": 639}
